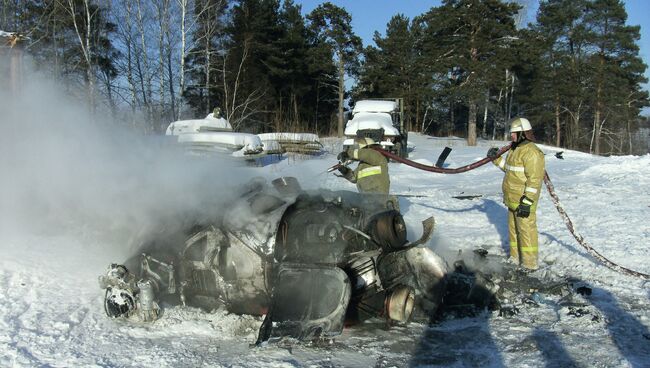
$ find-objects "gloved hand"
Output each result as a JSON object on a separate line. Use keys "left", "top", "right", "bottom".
{"left": 337, "top": 165, "right": 351, "bottom": 176}
{"left": 337, "top": 151, "right": 349, "bottom": 162}
{"left": 515, "top": 196, "right": 534, "bottom": 218}
{"left": 487, "top": 147, "right": 499, "bottom": 159}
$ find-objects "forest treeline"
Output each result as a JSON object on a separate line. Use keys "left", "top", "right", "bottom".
{"left": 1, "top": 0, "right": 648, "bottom": 154}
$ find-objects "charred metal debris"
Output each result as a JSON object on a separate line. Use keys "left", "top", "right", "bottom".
{"left": 98, "top": 177, "right": 594, "bottom": 343}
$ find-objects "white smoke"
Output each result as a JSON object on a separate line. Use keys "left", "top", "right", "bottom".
{"left": 0, "top": 61, "right": 254, "bottom": 261}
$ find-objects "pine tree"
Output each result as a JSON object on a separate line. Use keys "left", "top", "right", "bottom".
{"left": 307, "top": 2, "right": 362, "bottom": 137}
{"left": 354, "top": 15, "right": 427, "bottom": 131}
{"left": 516, "top": 0, "right": 588, "bottom": 147}
{"left": 266, "top": 0, "right": 311, "bottom": 132}
{"left": 183, "top": 0, "right": 229, "bottom": 118}
{"left": 583, "top": 0, "right": 648, "bottom": 154}
{"left": 421, "top": 0, "right": 520, "bottom": 145}
{"left": 526, "top": 0, "right": 648, "bottom": 153}
{"left": 304, "top": 25, "right": 338, "bottom": 135}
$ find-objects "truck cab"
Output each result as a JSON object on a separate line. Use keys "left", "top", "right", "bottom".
{"left": 343, "top": 98, "right": 408, "bottom": 158}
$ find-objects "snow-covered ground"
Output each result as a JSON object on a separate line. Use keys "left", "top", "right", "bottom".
{"left": 2, "top": 128, "right": 649, "bottom": 367}
{"left": 2, "top": 71, "right": 650, "bottom": 368}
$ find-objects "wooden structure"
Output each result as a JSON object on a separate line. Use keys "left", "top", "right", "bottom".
{"left": 0, "top": 31, "right": 26, "bottom": 95}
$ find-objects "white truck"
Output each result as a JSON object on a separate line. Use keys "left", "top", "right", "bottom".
{"left": 343, "top": 98, "right": 408, "bottom": 158}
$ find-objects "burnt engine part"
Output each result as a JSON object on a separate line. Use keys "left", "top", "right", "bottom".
{"left": 98, "top": 177, "right": 451, "bottom": 343}
{"left": 257, "top": 264, "right": 351, "bottom": 343}
{"left": 275, "top": 195, "right": 356, "bottom": 265}
{"left": 137, "top": 279, "right": 159, "bottom": 322}
{"left": 104, "top": 288, "right": 136, "bottom": 318}
{"left": 375, "top": 247, "right": 448, "bottom": 321}
{"left": 100, "top": 264, "right": 137, "bottom": 318}
{"left": 99, "top": 264, "right": 160, "bottom": 321}
{"left": 272, "top": 176, "right": 302, "bottom": 196}
{"left": 436, "top": 260, "right": 499, "bottom": 319}
{"left": 385, "top": 286, "right": 416, "bottom": 322}
{"left": 367, "top": 210, "right": 408, "bottom": 251}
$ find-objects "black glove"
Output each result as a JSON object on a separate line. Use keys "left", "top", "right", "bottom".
{"left": 515, "top": 196, "right": 533, "bottom": 218}
{"left": 337, "top": 165, "right": 351, "bottom": 176}
{"left": 487, "top": 147, "right": 498, "bottom": 159}
{"left": 337, "top": 151, "right": 349, "bottom": 162}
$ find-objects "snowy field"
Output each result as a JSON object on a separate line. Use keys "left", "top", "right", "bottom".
{"left": 2, "top": 81, "right": 650, "bottom": 366}
{"left": 2, "top": 130, "right": 650, "bottom": 367}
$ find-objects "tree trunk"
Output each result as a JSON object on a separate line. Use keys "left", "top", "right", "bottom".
{"left": 293, "top": 93, "right": 299, "bottom": 131}
{"left": 503, "top": 69, "right": 510, "bottom": 141}
{"left": 178, "top": 0, "right": 188, "bottom": 120}
{"left": 467, "top": 97, "right": 477, "bottom": 146}
{"left": 53, "top": 17, "right": 61, "bottom": 77}
{"left": 117, "top": 0, "right": 138, "bottom": 127}
{"left": 314, "top": 80, "right": 320, "bottom": 134}
{"left": 67, "top": 0, "right": 96, "bottom": 115}
{"left": 508, "top": 72, "right": 515, "bottom": 120}
{"left": 481, "top": 88, "right": 489, "bottom": 138}
{"left": 166, "top": 44, "right": 175, "bottom": 120}
{"left": 593, "top": 51, "right": 605, "bottom": 155}
{"left": 570, "top": 105, "right": 581, "bottom": 150}
{"left": 592, "top": 110, "right": 600, "bottom": 155}
{"left": 136, "top": 0, "right": 153, "bottom": 130}
{"left": 337, "top": 50, "right": 345, "bottom": 137}
{"left": 416, "top": 99, "right": 420, "bottom": 133}
{"left": 626, "top": 101, "right": 633, "bottom": 154}
{"left": 493, "top": 87, "right": 503, "bottom": 140}
{"left": 275, "top": 97, "right": 282, "bottom": 132}
{"left": 157, "top": 0, "right": 167, "bottom": 129}
{"left": 449, "top": 99, "right": 454, "bottom": 137}
{"left": 204, "top": 35, "right": 211, "bottom": 114}
{"left": 555, "top": 95, "right": 561, "bottom": 147}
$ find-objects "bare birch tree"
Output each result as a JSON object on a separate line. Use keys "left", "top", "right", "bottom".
{"left": 61, "top": 0, "right": 99, "bottom": 114}
{"left": 134, "top": 0, "right": 153, "bottom": 129}
{"left": 220, "top": 39, "right": 265, "bottom": 130}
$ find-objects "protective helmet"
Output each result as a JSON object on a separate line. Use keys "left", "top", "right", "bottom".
{"left": 509, "top": 117, "right": 532, "bottom": 132}
{"left": 355, "top": 137, "right": 376, "bottom": 149}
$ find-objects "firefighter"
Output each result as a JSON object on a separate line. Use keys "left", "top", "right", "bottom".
{"left": 337, "top": 137, "right": 389, "bottom": 194}
{"left": 336, "top": 137, "right": 398, "bottom": 210}
{"left": 487, "top": 117, "right": 545, "bottom": 270}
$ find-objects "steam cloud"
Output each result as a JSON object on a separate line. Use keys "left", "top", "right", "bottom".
{"left": 0, "top": 60, "right": 257, "bottom": 260}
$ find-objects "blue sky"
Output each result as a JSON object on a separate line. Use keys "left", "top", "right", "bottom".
{"left": 297, "top": 0, "right": 650, "bottom": 102}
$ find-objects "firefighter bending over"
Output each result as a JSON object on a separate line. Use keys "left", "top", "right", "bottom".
{"left": 336, "top": 137, "right": 398, "bottom": 210}
{"left": 337, "top": 137, "right": 389, "bottom": 194}
{"left": 487, "top": 117, "right": 545, "bottom": 270}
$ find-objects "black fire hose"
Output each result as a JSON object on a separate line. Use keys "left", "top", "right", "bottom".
{"left": 369, "top": 144, "right": 650, "bottom": 280}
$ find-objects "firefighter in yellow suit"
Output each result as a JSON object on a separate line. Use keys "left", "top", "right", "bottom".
{"left": 337, "top": 137, "right": 398, "bottom": 210}
{"left": 488, "top": 118, "right": 545, "bottom": 270}
{"left": 337, "top": 137, "right": 390, "bottom": 194}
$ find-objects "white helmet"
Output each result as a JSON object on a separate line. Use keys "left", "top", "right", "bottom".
{"left": 509, "top": 117, "right": 532, "bottom": 133}
{"left": 355, "top": 137, "right": 376, "bottom": 149}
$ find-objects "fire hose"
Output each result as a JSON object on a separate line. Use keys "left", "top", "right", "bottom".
{"left": 362, "top": 145, "right": 650, "bottom": 280}
{"left": 542, "top": 172, "right": 650, "bottom": 280}
{"left": 370, "top": 144, "right": 512, "bottom": 174}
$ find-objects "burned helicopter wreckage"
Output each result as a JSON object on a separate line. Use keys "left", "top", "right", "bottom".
{"left": 98, "top": 177, "right": 497, "bottom": 342}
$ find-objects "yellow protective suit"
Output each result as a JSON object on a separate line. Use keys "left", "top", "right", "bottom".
{"left": 340, "top": 146, "right": 398, "bottom": 210}
{"left": 493, "top": 141, "right": 545, "bottom": 269}
{"left": 348, "top": 147, "right": 390, "bottom": 194}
